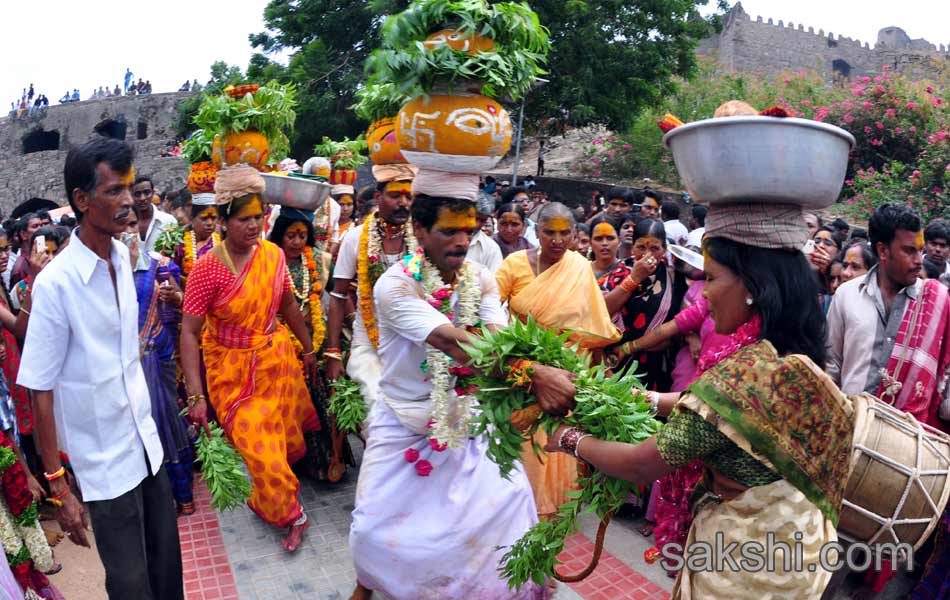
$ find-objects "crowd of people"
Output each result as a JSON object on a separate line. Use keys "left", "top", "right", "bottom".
{"left": 8, "top": 84, "right": 49, "bottom": 118}
{"left": 0, "top": 122, "right": 948, "bottom": 600}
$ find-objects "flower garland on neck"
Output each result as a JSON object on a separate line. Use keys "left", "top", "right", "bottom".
{"left": 358, "top": 211, "right": 418, "bottom": 348}
{"left": 0, "top": 435, "right": 54, "bottom": 594}
{"left": 182, "top": 230, "right": 221, "bottom": 277}
{"left": 403, "top": 248, "right": 480, "bottom": 450}
{"left": 287, "top": 246, "right": 325, "bottom": 356}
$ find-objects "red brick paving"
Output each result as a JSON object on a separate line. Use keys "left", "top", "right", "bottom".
{"left": 178, "top": 477, "right": 239, "bottom": 600}
{"left": 559, "top": 533, "right": 670, "bottom": 600}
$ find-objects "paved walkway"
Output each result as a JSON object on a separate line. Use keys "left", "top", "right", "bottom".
{"left": 167, "top": 435, "right": 918, "bottom": 600}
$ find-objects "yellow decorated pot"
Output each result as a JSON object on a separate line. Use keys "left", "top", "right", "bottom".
{"left": 211, "top": 130, "right": 270, "bottom": 171}
{"left": 366, "top": 117, "right": 406, "bottom": 165}
{"left": 423, "top": 29, "right": 496, "bottom": 55}
{"left": 396, "top": 93, "right": 512, "bottom": 173}
{"left": 187, "top": 161, "right": 217, "bottom": 194}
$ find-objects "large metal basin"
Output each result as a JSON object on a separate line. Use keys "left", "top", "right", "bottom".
{"left": 663, "top": 116, "right": 856, "bottom": 209}
{"left": 261, "top": 173, "right": 331, "bottom": 210}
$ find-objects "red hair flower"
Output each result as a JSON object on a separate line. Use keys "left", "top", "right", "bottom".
{"left": 415, "top": 460, "right": 433, "bottom": 477}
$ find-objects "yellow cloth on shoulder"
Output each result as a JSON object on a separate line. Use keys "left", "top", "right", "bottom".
{"left": 495, "top": 249, "right": 621, "bottom": 349}
{"left": 494, "top": 249, "right": 620, "bottom": 515}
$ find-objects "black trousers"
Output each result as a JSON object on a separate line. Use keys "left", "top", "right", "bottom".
{"left": 87, "top": 468, "right": 184, "bottom": 600}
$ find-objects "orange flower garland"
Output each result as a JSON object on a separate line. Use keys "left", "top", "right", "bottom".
{"left": 357, "top": 213, "right": 380, "bottom": 348}
{"left": 287, "top": 246, "right": 325, "bottom": 357}
{"left": 182, "top": 230, "right": 221, "bottom": 277}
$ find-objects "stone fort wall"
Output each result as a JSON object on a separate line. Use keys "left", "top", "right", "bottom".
{"left": 699, "top": 2, "right": 950, "bottom": 82}
{"left": 0, "top": 92, "right": 192, "bottom": 216}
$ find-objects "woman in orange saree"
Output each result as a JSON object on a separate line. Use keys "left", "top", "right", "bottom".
{"left": 495, "top": 202, "right": 621, "bottom": 517}
{"left": 180, "top": 167, "right": 320, "bottom": 552}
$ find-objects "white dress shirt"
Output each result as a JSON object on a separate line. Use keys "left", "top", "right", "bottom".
{"left": 664, "top": 219, "right": 689, "bottom": 247}
{"left": 141, "top": 207, "right": 178, "bottom": 254}
{"left": 18, "top": 231, "right": 164, "bottom": 502}
{"left": 467, "top": 231, "right": 504, "bottom": 274}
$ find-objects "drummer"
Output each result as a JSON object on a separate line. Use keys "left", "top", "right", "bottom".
{"left": 533, "top": 104, "right": 857, "bottom": 598}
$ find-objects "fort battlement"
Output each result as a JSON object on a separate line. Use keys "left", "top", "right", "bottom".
{"left": 0, "top": 92, "right": 192, "bottom": 214}
{"left": 699, "top": 3, "right": 950, "bottom": 81}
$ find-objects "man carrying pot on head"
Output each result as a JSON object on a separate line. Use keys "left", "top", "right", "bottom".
{"left": 326, "top": 164, "right": 418, "bottom": 424}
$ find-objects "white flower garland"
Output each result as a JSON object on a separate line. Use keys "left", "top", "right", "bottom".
{"left": 419, "top": 259, "right": 480, "bottom": 450}
{"left": 367, "top": 213, "right": 419, "bottom": 266}
{"left": 0, "top": 495, "right": 53, "bottom": 574}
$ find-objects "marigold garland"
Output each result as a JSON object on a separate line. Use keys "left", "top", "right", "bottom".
{"left": 357, "top": 211, "right": 418, "bottom": 348}
{"left": 287, "top": 246, "right": 325, "bottom": 357}
{"left": 182, "top": 230, "right": 221, "bottom": 277}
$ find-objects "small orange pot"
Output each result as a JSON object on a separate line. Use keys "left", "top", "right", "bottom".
{"left": 366, "top": 117, "right": 406, "bottom": 165}
{"left": 329, "top": 169, "right": 357, "bottom": 186}
{"left": 212, "top": 130, "right": 270, "bottom": 171}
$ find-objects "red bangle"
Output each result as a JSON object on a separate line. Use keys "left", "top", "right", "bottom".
{"left": 620, "top": 275, "right": 639, "bottom": 293}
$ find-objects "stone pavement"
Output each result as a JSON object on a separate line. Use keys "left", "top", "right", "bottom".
{"left": 172, "top": 435, "right": 917, "bottom": 600}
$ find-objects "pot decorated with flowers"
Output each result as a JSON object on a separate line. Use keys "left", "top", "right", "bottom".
{"left": 354, "top": 83, "right": 412, "bottom": 166}
{"left": 186, "top": 81, "right": 296, "bottom": 172}
{"left": 364, "top": 0, "right": 549, "bottom": 173}
{"left": 186, "top": 160, "right": 217, "bottom": 194}
{"left": 313, "top": 136, "right": 368, "bottom": 186}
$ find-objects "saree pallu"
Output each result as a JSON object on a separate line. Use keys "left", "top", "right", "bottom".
{"left": 670, "top": 341, "right": 855, "bottom": 598}
{"left": 497, "top": 250, "right": 620, "bottom": 516}
{"left": 136, "top": 259, "right": 195, "bottom": 504}
{"left": 201, "top": 243, "right": 319, "bottom": 527}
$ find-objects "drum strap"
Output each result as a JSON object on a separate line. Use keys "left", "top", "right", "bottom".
{"left": 879, "top": 289, "right": 925, "bottom": 407}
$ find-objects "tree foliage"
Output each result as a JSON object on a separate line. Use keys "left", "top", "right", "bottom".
{"left": 522, "top": 0, "right": 725, "bottom": 131}
{"left": 180, "top": 1, "right": 724, "bottom": 158}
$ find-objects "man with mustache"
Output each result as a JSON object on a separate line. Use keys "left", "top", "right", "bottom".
{"left": 18, "top": 137, "right": 183, "bottom": 599}
{"left": 131, "top": 175, "right": 177, "bottom": 254}
{"left": 326, "top": 166, "right": 417, "bottom": 423}
{"left": 349, "top": 176, "right": 576, "bottom": 599}
{"left": 827, "top": 202, "right": 949, "bottom": 428}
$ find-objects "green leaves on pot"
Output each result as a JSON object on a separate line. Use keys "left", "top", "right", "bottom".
{"left": 189, "top": 81, "right": 297, "bottom": 163}
{"left": 196, "top": 423, "right": 252, "bottom": 512}
{"left": 313, "top": 136, "right": 368, "bottom": 170}
{"left": 365, "top": 0, "right": 550, "bottom": 101}
{"left": 352, "top": 83, "right": 412, "bottom": 123}
{"left": 459, "top": 316, "right": 661, "bottom": 587}
{"left": 328, "top": 377, "right": 367, "bottom": 435}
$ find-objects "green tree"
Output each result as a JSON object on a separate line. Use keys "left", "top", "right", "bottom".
{"left": 247, "top": 0, "right": 411, "bottom": 157}
{"left": 175, "top": 61, "right": 247, "bottom": 139}
{"left": 524, "top": 0, "right": 725, "bottom": 131}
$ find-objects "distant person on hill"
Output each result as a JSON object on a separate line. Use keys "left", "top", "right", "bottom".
{"left": 537, "top": 139, "right": 546, "bottom": 176}
{"left": 124, "top": 68, "right": 133, "bottom": 94}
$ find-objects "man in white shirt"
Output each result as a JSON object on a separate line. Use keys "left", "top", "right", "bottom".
{"left": 467, "top": 192, "right": 503, "bottom": 273}
{"left": 326, "top": 170, "right": 415, "bottom": 418}
{"left": 349, "top": 187, "right": 576, "bottom": 599}
{"left": 18, "top": 137, "right": 183, "bottom": 600}
{"left": 131, "top": 175, "right": 177, "bottom": 253}
{"left": 687, "top": 204, "right": 707, "bottom": 248}
{"left": 661, "top": 201, "right": 689, "bottom": 247}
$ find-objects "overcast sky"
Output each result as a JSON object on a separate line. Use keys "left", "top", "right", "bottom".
{"left": 1, "top": 0, "right": 274, "bottom": 108}
{"left": 2, "top": 1, "right": 949, "bottom": 110}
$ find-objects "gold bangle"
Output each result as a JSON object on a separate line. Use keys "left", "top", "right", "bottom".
{"left": 20, "top": 309, "right": 29, "bottom": 316}
{"left": 301, "top": 349, "right": 316, "bottom": 357}
{"left": 324, "top": 352, "right": 343, "bottom": 361}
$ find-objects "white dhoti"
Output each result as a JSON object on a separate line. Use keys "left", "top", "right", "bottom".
{"left": 350, "top": 399, "right": 549, "bottom": 600}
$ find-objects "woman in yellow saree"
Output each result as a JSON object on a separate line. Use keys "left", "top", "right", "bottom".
{"left": 181, "top": 167, "right": 320, "bottom": 552}
{"left": 544, "top": 232, "right": 854, "bottom": 598}
{"left": 495, "top": 202, "right": 621, "bottom": 517}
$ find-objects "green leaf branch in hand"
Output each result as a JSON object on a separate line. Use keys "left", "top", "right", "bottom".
{"left": 153, "top": 225, "right": 185, "bottom": 258}
{"left": 459, "top": 317, "right": 661, "bottom": 588}
{"left": 196, "top": 423, "right": 253, "bottom": 512}
{"left": 328, "top": 376, "right": 367, "bottom": 435}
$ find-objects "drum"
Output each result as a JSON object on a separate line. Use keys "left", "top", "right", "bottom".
{"left": 838, "top": 394, "right": 950, "bottom": 561}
